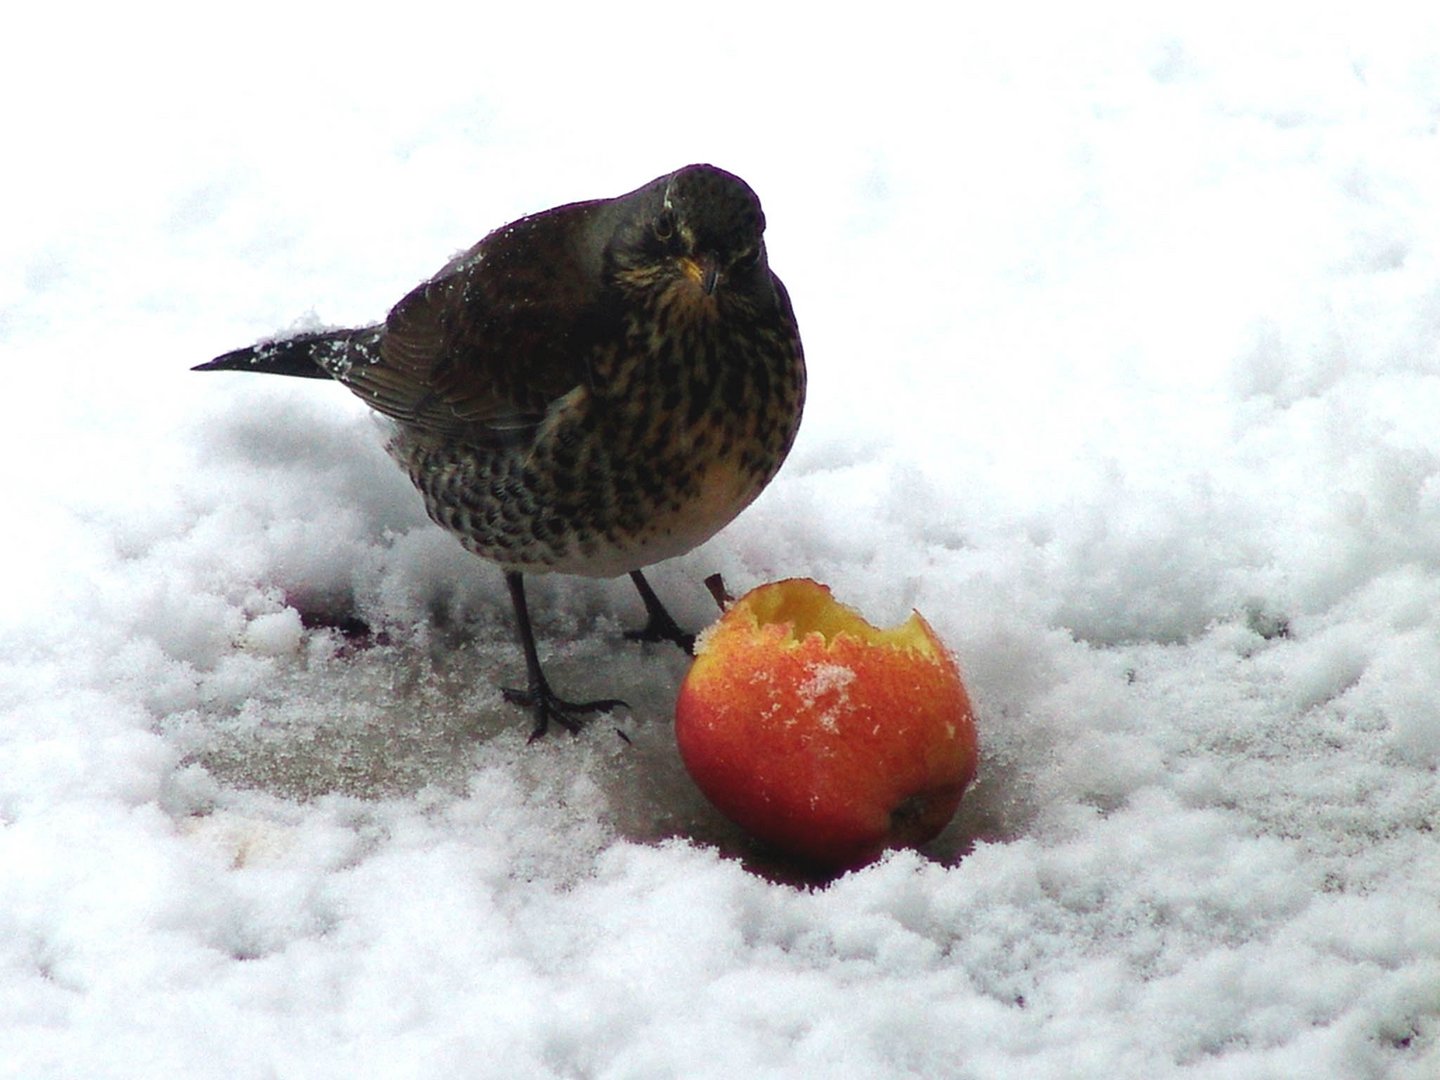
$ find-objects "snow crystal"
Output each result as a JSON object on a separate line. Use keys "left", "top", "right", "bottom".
{"left": 797, "top": 662, "right": 857, "bottom": 733}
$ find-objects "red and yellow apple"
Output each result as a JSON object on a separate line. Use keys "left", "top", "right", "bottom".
{"left": 675, "top": 578, "right": 978, "bottom": 869}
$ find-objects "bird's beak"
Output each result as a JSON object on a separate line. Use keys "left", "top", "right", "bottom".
{"left": 681, "top": 254, "right": 722, "bottom": 295}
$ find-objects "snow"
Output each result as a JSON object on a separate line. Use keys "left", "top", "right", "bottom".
{"left": 796, "top": 662, "right": 857, "bottom": 734}
{"left": 3, "top": 3, "right": 1440, "bottom": 1077}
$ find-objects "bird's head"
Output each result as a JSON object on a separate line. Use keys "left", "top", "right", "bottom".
{"left": 608, "top": 164, "right": 770, "bottom": 306}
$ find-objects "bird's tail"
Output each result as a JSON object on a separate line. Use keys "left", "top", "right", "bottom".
{"left": 193, "top": 327, "right": 382, "bottom": 380}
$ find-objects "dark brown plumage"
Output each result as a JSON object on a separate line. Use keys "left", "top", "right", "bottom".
{"left": 196, "top": 164, "right": 806, "bottom": 737}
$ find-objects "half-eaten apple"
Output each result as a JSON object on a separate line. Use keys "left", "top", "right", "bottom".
{"left": 675, "top": 578, "right": 978, "bottom": 869}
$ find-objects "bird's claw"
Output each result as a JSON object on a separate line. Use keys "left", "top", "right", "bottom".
{"left": 502, "top": 684, "right": 628, "bottom": 741}
{"left": 623, "top": 619, "right": 696, "bottom": 655}
{"left": 626, "top": 570, "right": 697, "bottom": 655}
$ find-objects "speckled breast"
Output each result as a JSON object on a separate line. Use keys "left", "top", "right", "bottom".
{"left": 388, "top": 319, "right": 804, "bottom": 578}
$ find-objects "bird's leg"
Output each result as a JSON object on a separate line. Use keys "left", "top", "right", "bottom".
{"left": 500, "top": 571, "right": 626, "bottom": 740}
{"left": 624, "top": 570, "right": 697, "bottom": 655}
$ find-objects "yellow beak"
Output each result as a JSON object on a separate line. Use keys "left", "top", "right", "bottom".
{"left": 680, "top": 254, "right": 721, "bottom": 295}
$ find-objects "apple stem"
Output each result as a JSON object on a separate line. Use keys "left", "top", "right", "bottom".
{"left": 703, "top": 573, "right": 734, "bottom": 611}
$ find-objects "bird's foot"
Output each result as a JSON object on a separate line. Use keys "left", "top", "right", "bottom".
{"left": 623, "top": 616, "right": 696, "bottom": 656}
{"left": 502, "top": 683, "right": 628, "bottom": 742}
{"left": 626, "top": 570, "right": 697, "bottom": 655}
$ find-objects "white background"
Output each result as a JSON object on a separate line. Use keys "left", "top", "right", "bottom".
{"left": 2, "top": 3, "right": 1438, "bottom": 1076}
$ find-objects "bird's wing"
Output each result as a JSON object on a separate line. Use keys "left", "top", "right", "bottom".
{"left": 331, "top": 199, "right": 614, "bottom": 440}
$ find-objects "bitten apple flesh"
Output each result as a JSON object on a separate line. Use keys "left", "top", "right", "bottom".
{"left": 675, "top": 578, "right": 979, "bottom": 869}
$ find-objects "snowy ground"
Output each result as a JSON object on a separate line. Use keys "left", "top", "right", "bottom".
{"left": 3, "top": 4, "right": 1440, "bottom": 1077}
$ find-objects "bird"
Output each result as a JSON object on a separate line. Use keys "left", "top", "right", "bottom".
{"left": 195, "top": 164, "right": 806, "bottom": 738}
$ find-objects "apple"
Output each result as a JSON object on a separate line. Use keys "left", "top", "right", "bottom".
{"left": 675, "top": 578, "right": 978, "bottom": 870}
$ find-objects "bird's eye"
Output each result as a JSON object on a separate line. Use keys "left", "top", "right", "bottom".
{"left": 654, "top": 209, "right": 676, "bottom": 241}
